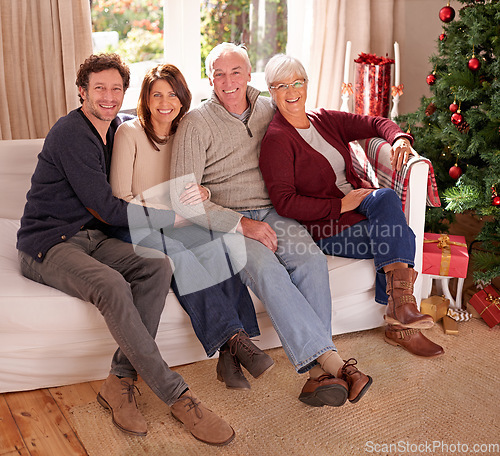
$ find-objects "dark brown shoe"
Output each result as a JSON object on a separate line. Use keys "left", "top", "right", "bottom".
{"left": 384, "top": 325, "right": 445, "bottom": 358}
{"left": 227, "top": 331, "right": 274, "bottom": 379}
{"left": 216, "top": 349, "right": 251, "bottom": 390}
{"left": 170, "top": 390, "right": 235, "bottom": 446}
{"left": 299, "top": 374, "right": 348, "bottom": 407}
{"left": 385, "top": 268, "right": 434, "bottom": 329}
{"left": 337, "top": 358, "right": 372, "bottom": 403}
{"left": 97, "top": 374, "right": 147, "bottom": 436}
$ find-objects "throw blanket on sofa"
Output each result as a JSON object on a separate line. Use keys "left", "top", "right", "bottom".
{"left": 350, "top": 138, "right": 441, "bottom": 211}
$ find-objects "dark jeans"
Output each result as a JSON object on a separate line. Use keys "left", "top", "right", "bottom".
{"left": 107, "top": 223, "right": 259, "bottom": 357}
{"left": 316, "top": 188, "right": 415, "bottom": 304}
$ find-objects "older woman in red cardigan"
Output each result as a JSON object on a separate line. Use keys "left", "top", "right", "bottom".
{"left": 259, "top": 54, "right": 443, "bottom": 358}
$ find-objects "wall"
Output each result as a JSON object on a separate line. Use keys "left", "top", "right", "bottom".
{"left": 393, "top": 0, "right": 461, "bottom": 115}
{"left": 343, "top": 0, "right": 460, "bottom": 115}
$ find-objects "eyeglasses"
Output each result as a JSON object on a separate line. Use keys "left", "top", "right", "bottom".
{"left": 269, "top": 79, "right": 306, "bottom": 92}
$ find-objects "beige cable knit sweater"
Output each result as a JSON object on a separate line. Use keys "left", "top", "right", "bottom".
{"left": 171, "top": 86, "right": 275, "bottom": 232}
{"left": 110, "top": 118, "right": 173, "bottom": 208}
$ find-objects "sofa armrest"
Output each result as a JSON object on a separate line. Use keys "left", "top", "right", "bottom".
{"left": 350, "top": 137, "right": 440, "bottom": 304}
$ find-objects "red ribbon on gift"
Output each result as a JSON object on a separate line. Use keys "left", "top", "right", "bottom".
{"left": 423, "top": 234, "right": 467, "bottom": 276}
{"left": 481, "top": 294, "right": 500, "bottom": 316}
{"left": 391, "top": 84, "right": 404, "bottom": 96}
{"left": 341, "top": 82, "right": 354, "bottom": 95}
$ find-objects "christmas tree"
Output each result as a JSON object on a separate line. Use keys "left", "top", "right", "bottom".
{"left": 398, "top": 0, "right": 500, "bottom": 285}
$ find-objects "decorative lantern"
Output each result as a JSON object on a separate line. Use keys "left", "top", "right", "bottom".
{"left": 354, "top": 53, "right": 394, "bottom": 118}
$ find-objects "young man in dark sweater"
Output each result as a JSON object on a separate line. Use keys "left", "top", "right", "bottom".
{"left": 16, "top": 53, "right": 234, "bottom": 446}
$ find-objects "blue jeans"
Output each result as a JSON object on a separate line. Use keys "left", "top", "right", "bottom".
{"left": 216, "top": 208, "right": 335, "bottom": 374}
{"left": 316, "top": 188, "right": 415, "bottom": 304}
{"left": 18, "top": 230, "right": 187, "bottom": 406}
{"left": 106, "top": 224, "right": 259, "bottom": 357}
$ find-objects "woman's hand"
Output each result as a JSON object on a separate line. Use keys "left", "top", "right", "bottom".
{"left": 341, "top": 188, "right": 374, "bottom": 213}
{"left": 179, "top": 183, "right": 210, "bottom": 206}
{"left": 391, "top": 137, "right": 417, "bottom": 172}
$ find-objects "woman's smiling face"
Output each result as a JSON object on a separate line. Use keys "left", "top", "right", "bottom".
{"left": 270, "top": 74, "right": 308, "bottom": 119}
{"left": 149, "top": 79, "right": 182, "bottom": 135}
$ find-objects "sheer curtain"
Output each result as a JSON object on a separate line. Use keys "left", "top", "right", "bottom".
{"left": 0, "top": 0, "right": 92, "bottom": 140}
{"left": 287, "top": 0, "right": 397, "bottom": 110}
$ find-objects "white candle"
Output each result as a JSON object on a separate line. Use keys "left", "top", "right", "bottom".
{"left": 394, "top": 41, "right": 400, "bottom": 87}
{"left": 343, "top": 41, "right": 351, "bottom": 83}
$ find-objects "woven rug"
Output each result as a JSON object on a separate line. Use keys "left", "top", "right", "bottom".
{"left": 69, "top": 318, "right": 500, "bottom": 456}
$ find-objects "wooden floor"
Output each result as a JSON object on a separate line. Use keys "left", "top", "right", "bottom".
{"left": 0, "top": 380, "right": 105, "bottom": 456}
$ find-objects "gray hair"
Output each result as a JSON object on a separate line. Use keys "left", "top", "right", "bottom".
{"left": 264, "top": 54, "right": 308, "bottom": 89}
{"left": 205, "top": 43, "right": 252, "bottom": 79}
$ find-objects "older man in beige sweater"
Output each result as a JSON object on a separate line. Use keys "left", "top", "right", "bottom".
{"left": 171, "top": 43, "right": 371, "bottom": 407}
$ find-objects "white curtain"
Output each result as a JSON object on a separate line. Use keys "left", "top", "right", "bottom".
{"left": 0, "top": 0, "right": 93, "bottom": 140}
{"left": 287, "top": 0, "right": 397, "bottom": 110}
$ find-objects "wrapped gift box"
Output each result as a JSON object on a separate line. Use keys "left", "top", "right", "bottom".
{"left": 420, "top": 295, "right": 450, "bottom": 322}
{"left": 469, "top": 285, "right": 500, "bottom": 328}
{"left": 442, "top": 315, "right": 459, "bottom": 335}
{"left": 423, "top": 233, "right": 469, "bottom": 278}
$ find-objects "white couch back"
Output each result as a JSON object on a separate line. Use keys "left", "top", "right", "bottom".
{"left": 0, "top": 139, "right": 45, "bottom": 220}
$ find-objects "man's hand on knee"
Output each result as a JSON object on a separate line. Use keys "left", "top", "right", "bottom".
{"left": 237, "top": 217, "right": 278, "bottom": 252}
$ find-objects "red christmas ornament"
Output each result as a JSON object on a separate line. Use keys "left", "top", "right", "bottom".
{"left": 426, "top": 73, "right": 437, "bottom": 85}
{"left": 449, "top": 165, "right": 462, "bottom": 180}
{"left": 449, "top": 103, "right": 459, "bottom": 113}
{"left": 468, "top": 57, "right": 481, "bottom": 72}
{"left": 439, "top": 5, "right": 455, "bottom": 22}
{"left": 492, "top": 186, "right": 500, "bottom": 206}
{"left": 439, "top": 33, "right": 447, "bottom": 41}
{"left": 451, "top": 112, "right": 463, "bottom": 125}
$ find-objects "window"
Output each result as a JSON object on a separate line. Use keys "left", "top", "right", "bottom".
{"left": 91, "top": 0, "right": 165, "bottom": 110}
{"left": 200, "top": 1, "right": 287, "bottom": 76}
{"left": 91, "top": 0, "right": 287, "bottom": 109}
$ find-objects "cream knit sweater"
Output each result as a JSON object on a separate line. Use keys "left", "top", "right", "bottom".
{"left": 110, "top": 117, "right": 173, "bottom": 209}
{"left": 171, "top": 86, "right": 275, "bottom": 232}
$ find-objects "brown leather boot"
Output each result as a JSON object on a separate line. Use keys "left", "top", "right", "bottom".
{"left": 216, "top": 348, "right": 251, "bottom": 390}
{"left": 337, "top": 358, "right": 372, "bottom": 403}
{"left": 227, "top": 331, "right": 274, "bottom": 379}
{"left": 299, "top": 374, "right": 349, "bottom": 407}
{"left": 384, "top": 325, "right": 445, "bottom": 358}
{"left": 385, "top": 268, "right": 434, "bottom": 329}
{"left": 97, "top": 374, "right": 147, "bottom": 436}
{"left": 170, "top": 390, "right": 235, "bottom": 446}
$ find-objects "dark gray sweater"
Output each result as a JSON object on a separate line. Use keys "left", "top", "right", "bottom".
{"left": 17, "top": 108, "right": 175, "bottom": 262}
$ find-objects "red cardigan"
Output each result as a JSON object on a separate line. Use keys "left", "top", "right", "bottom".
{"left": 259, "top": 109, "right": 412, "bottom": 241}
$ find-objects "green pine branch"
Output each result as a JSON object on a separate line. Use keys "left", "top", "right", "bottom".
{"left": 443, "top": 185, "right": 482, "bottom": 212}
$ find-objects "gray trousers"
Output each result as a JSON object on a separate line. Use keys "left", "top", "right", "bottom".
{"left": 18, "top": 229, "right": 187, "bottom": 406}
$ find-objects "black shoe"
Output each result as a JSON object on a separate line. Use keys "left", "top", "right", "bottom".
{"left": 216, "top": 348, "right": 251, "bottom": 390}
{"left": 227, "top": 331, "right": 274, "bottom": 379}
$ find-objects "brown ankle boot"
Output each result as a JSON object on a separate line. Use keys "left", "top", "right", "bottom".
{"left": 216, "top": 348, "right": 251, "bottom": 390}
{"left": 227, "top": 331, "right": 274, "bottom": 379}
{"left": 384, "top": 325, "right": 444, "bottom": 357}
{"left": 385, "top": 268, "right": 434, "bottom": 329}
{"left": 337, "top": 358, "right": 372, "bottom": 403}
{"left": 97, "top": 374, "right": 147, "bottom": 436}
{"left": 170, "top": 390, "right": 235, "bottom": 446}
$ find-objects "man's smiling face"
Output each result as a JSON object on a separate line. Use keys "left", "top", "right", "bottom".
{"left": 79, "top": 68, "right": 124, "bottom": 123}
{"left": 210, "top": 51, "right": 252, "bottom": 115}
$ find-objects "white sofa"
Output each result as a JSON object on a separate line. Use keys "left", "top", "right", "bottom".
{"left": 0, "top": 138, "right": 429, "bottom": 393}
